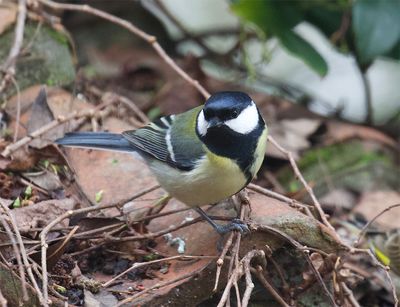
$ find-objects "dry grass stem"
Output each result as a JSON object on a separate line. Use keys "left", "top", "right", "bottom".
{"left": 267, "top": 135, "right": 340, "bottom": 241}
{"left": 0, "top": 0, "right": 27, "bottom": 94}
{"left": 355, "top": 203, "right": 400, "bottom": 247}
{"left": 0, "top": 212, "right": 28, "bottom": 301}
{"left": 252, "top": 266, "right": 290, "bottom": 307}
{"left": 103, "top": 255, "right": 215, "bottom": 287}
{"left": 0, "top": 200, "right": 46, "bottom": 305}
{"left": 115, "top": 271, "right": 197, "bottom": 306}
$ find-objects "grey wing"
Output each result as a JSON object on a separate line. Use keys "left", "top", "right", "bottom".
{"left": 122, "top": 112, "right": 205, "bottom": 170}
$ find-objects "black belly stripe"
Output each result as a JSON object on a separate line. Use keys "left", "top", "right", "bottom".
{"left": 198, "top": 115, "right": 265, "bottom": 184}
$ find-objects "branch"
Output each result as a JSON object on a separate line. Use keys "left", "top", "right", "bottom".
{"left": 0, "top": 212, "right": 28, "bottom": 301}
{"left": 115, "top": 271, "right": 197, "bottom": 306}
{"left": 0, "top": 0, "right": 27, "bottom": 94}
{"left": 39, "top": 184, "right": 159, "bottom": 304}
{"left": 354, "top": 203, "right": 400, "bottom": 247}
{"left": 252, "top": 266, "right": 290, "bottom": 307}
{"left": 0, "top": 200, "right": 46, "bottom": 306}
{"left": 250, "top": 223, "right": 338, "bottom": 307}
{"left": 103, "top": 255, "right": 215, "bottom": 287}
{"left": 267, "top": 135, "right": 341, "bottom": 242}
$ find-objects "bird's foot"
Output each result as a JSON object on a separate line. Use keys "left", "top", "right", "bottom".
{"left": 214, "top": 218, "right": 250, "bottom": 235}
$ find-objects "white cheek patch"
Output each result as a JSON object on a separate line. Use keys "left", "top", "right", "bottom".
{"left": 196, "top": 110, "right": 208, "bottom": 136}
{"left": 225, "top": 102, "right": 259, "bottom": 134}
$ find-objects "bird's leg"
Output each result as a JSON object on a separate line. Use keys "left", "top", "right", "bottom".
{"left": 195, "top": 207, "right": 249, "bottom": 235}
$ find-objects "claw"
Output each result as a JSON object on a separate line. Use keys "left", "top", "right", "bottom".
{"left": 214, "top": 218, "right": 250, "bottom": 235}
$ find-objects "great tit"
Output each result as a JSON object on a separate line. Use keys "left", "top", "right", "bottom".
{"left": 56, "top": 91, "right": 268, "bottom": 234}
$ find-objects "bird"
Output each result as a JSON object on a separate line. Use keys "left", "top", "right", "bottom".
{"left": 56, "top": 91, "right": 268, "bottom": 235}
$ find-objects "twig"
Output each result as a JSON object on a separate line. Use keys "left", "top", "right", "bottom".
{"left": 214, "top": 232, "right": 234, "bottom": 292}
{"left": 104, "top": 217, "right": 202, "bottom": 243}
{"left": 0, "top": 200, "right": 46, "bottom": 306}
{"left": 247, "top": 183, "right": 312, "bottom": 213}
{"left": 341, "top": 282, "right": 360, "bottom": 307}
{"left": 1, "top": 0, "right": 27, "bottom": 71}
{"left": 10, "top": 76, "right": 21, "bottom": 142}
{"left": 264, "top": 245, "right": 290, "bottom": 297}
{"left": 252, "top": 266, "right": 290, "bottom": 307}
{"left": 241, "top": 251, "right": 256, "bottom": 307}
{"left": 89, "top": 86, "right": 149, "bottom": 124}
{"left": 267, "top": 136, "right": 339, "bottom": 240}
{"left": 1, "top": 100, "right": 115, "bottom": 157}
{"left": 250, "top": 223, "right": 338, "bottom": 307}
{"left": 39, "top": 184, "right": 159, "bottom": 304}
{"left": 0, "top": 0, "right": 27, "bottom": 95}
{"left": 38, "top": 0, "right": 210, "bottom": 99}
{"left": 354, "top": 203, "right": 400, "bottom": 247}
{"left": 103, "top": 255, "right": 214, "bottom": 287}
{"left": 217, "top": 250, "right": 265, "bottom": 307}
{"left": 115, "top": 270, "right": 197, "bottom": 306}
{"left": 1, "top": 110, "right": 88, "bottom": 157}
{"left": 0, "top": 213, "right": 28, "bottom": 301}
{"left": 351, "top": 248, "right": 399, "bottom": 307}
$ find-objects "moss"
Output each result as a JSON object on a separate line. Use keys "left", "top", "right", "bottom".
{"left": 278, "top": 140, "right": 399, "bottom": 195}
{"left": 0, "top": 21, "right": 75, "bottom": 98}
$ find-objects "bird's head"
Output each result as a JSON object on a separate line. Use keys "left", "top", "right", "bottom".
{"left": 196, "top": 91, "right": 263, "bottom": 139}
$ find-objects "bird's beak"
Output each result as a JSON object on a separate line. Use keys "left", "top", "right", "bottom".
{"left": 207, "top": 118, "right": 222, "bottom": 129}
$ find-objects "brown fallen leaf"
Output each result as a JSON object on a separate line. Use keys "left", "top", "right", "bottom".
{"left": 353, "top": 190, "right": 400, "bottom": 229}
{"left": 115, "top": 192, "right": 344, "bottom": 306}
{"left": 267, "top": 118, "right": 321, "bottom": 160}
{"left": 9, "top": 198, "right": 77, "bottom": 233}
{"left": 325, "top": 121, "right": 398, "bottom": 149}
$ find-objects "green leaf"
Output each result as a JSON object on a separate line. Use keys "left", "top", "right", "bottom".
{"left": 24, "top": 186, "right": 32, "bottom": 198}
{"left": 13, "top": 197, "right": 21, "bottom": 208}
{"left": 278, "top": 30, "right": 329, "bottom": 76}
{"left": 353, "top": 0, "right": 400, "bottom": 65}
{"left": 232, "top": 0, "right": 328, "bottom": 76}
{"left": 95, "top": 190, "right": 104, "bottom": 203}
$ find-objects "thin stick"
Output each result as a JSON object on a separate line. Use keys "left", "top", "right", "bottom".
{"left": 0, "top": 201, "right": 46, "bottom": 306}
{"left": 241, "top": 252, "right": 256, "bottom": 307}
{"left": 351, "top": 248, "right": 398, "bottom": 307}
{"left": 217, "top": 250, "right": 265, "bottom": 307}
{"left": 248, "top": 183, "right": 310, "bottom": 211}
{"left": 1, "top": 110, "right": 89, "bottom": 157}
{"left": 1, "top": 0, "right": 27, "bottom": 70}
{"left": 39, "top": 184, "right": 159, "bottom": 303}
{"left": 38, "top": 0, "right": 210, "bottom": 99}
{"left": 115, "top": 270, "right": 197, "bottom": 306}
{"left": 103, "top": 255, "right": 214, "bottom": 287}
{"left": 252, "top": 266, "right": 290, "bottom": 307}
{"left": 341, "top": 282, "right": 360, "bottom": 307}
{"left": 267, "top": 136, "right": 339, "bottom": 239}
{"left": 0, "top": 213, "right": 28, "bottom": 301}
{"left": 354, "top": 203, "right": 400, "bottom": 247}
{"left": 10, "top": 76, "right": 21, "bottom": 142}
{"left": 214, "top": 232, "right": 234, "bottom": 292}
{"left": 0, "top": 0, "right": 27, "bottom": 95}
{"left": 251, "top": 223, "right": 338, "bottom": 307}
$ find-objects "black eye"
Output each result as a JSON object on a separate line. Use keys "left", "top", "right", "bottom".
{"left": 231, "top": 109, "right": 239, "bottom": 118}
{"left": 204, "top": 109, "right": 214, "bottom": 119}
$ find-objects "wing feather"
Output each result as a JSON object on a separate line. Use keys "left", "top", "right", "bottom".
{"left": 122, "top": 108, "right": 205, "bottom": 170}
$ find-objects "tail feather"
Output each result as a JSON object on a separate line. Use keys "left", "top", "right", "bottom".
{"left": 56, "top": 132, "right": 134, "bottom": 152}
